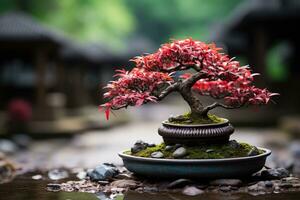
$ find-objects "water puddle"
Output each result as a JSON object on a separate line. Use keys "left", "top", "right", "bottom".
{"left": 1, "top": 174, "right": 300, "bottom": 200}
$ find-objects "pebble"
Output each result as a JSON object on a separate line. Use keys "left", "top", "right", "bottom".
{"left": 279, "top": 183, "right": 293, "bottom": 188}
{"left": 151, "top": 151, "right": 164, "bottom": 158}
{"left": 173, "top": 147, "right": 187, "bottom": 158}
{"left": 115, "top": 173, "right": 133, "bottom": 180}
{"left": 0, "top": 139, "right": 18, "bottom": 154}
{"left": 247, "top": 146, "right": 260, "bottom": 156}
{"left": 147, "top": 143, "right": 156, "bottom": 147}
{"left": 206, "top": 149, "right": 214, "bottom": 153}
{"left": 182, "top": 186, "right": 204, "bottom": 196}
{"left": 131, "top": 140, "right": 148, "bottom": 153}
{"left": 12, "top": 134, "right": 31, "bottom": 149}
{"left": 210, "top": 179, "right": 242, "bottom": 186}
{"left": 87, "top": 164, "right": 118, "bottom": 181}
{"left": 264, "top": 181, "right": 273, "bottom": 187}
{"left": 165, "top": 145, "right": 173, "bottom": 151}
{"left": 76, "top": 171, "right": 87, "bottom": 180}
{"left": 48, "top": 169, "right": 69, "bottom": 180}
{"left": 260, "top": 168, "right": 289, "bottom": 180}
{"left": 228, "top": 140, "right": 240, "bottom": 149}
{"left": 47, "top": 183, "right": 61, "bottom": 192}
{"left": 32, "top": 174, "right": 43, "bottom": 180}
{"left": 110, "top": 180, "right": 138, "bottom": 189}
{"left": 219, "top": 186, "right": 231, "bottom": 192}
{"left": 167, "top": 179, "right": 192, "bottom": 189}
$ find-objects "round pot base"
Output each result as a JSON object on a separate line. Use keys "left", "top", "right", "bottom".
{"left": 118, "top": 148, "right": 271, "bottom": 179}
{"left": 158, "top": 119, "right": 234, "bottom": 145}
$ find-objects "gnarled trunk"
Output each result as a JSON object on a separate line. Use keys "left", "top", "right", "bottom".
{"left": 179, "top": 88, "right": 209, "bottom": 119}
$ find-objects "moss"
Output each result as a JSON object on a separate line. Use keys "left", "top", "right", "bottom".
{"left": 126, "top": 142, "right": 264, "bottom": 159}
{"left": 168, "top": 113, "right": 225, "bottom": 125}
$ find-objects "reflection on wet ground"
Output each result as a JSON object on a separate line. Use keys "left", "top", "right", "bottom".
{"left": 1, "top": 174, "right": 300, "bottom": 200}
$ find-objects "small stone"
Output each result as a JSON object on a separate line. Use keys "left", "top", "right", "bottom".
{"left": 261, "top": 168, "right": 289, "bottom": 180}
{"left": 0, "top": 139, "right": 18, "bottom": 154}
{"left": 182, "top": 186, "right": 204, "bottom": 196}
{"left": 206, "top": 149, "right": 214, "bottom": 153}
{"left": 248, "top": 184, "right": 258, "bottom": 191}
{"left": 264, "top": 181, "right": 273, "bottom": 187}
{"left": 228, "top": 140, "right": 240, "bottom": 149}
{"left": 165, "top": 145, "right": 173, "bottom": 151}
{"left": 147, "top": 143, "right": 156, "bottom": 147}
{"left": 248, "top": 146, "right": 260, "bottom": 156}
{"left": 219, "top": 186, "right": 231, "bottom": 192}
{"left": 143, "top": 186, "right": 159, "bottom": 192}
{"left": 47, "top": 183, "right": 61, "bottom": 192}
{"left": 151, "top": 151, "right": 164, "bottom": 158}
{"left": 115, "top": 173, "right": 133, "bottom": 180}
{"left": 280, "top": 183, "right": 293, "bottom": 189}
{"left": 48, "top": 169, "right": 69, "bottom": 180}
{"left": 110, "top": 180, "right": 138, "bottom": 189}
{"left": 98, "top": 180, "right": 109, "bottom": 185}
{"left": 167, "top": 179, "right": 192, "bottom": 189}
{"left": 76, "top": 171, "right": 87, "bottom": 180}
{"left": 87, "top": 164, "right": 118, "bottom": 181}
{"left": 210, "top": 179, "right": 242, "bottom": 186}
{"left": 173, "top": 147, "right": 187, "bottom": 158}
{"left": 131, "top": 140, "right": 148, "bottom": 153}
{"left": 32, "top": 174, "right": 42, "bottom": 180}
{"left": 12, "top": 134, "right": 31, "bottom": 149}
{"left": 292, "top": 183, "right": 300, "bottom": 188}
{"left": 174, "top": 144, "right": 182, "bottom": 149}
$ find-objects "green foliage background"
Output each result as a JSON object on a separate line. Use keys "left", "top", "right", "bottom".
{"left": 0, "top": 0, "right": 239, "bottom": 47}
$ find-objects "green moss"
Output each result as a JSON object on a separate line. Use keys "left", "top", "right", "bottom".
{"left": 126, "top": 142, "right": 264, "bottom": 159}
{"left": 168, "top": 113, "right": 225, "bottom": 125}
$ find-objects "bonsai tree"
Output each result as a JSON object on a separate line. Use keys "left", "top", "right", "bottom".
{"left": 100, "top": 38, "right": 278, "bottom": 121}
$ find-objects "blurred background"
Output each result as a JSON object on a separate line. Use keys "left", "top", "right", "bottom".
{"left": 1, "top": 0, "right": 300, "bottom": 176}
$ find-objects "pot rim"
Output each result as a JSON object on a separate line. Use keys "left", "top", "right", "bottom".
{"left": 118, "top": 147, "right": 271, "bottom": 163}
{"left": 162, "top": 118, "right": 229, "bottom": 127}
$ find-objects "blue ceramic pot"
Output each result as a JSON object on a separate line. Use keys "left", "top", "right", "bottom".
{"left": 119, "top": 148, "right": 271, "bottom": 179}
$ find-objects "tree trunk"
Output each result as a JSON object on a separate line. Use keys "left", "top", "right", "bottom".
{"left": 179, "top": 89, "right": 209, "bottom": 119}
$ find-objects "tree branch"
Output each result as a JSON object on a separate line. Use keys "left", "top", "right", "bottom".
{"left": 182, "top": 72, "right": 205, "bottom": 89}
{"left": 157, "top": 82, "right": 180, "bottom": 100}
{"left": 201, "top": 102, "right": 242, "bottom": 115}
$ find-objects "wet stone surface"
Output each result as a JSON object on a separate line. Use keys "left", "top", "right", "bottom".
{"left": 46, "top": 165, "right": 300, "bottom": 197}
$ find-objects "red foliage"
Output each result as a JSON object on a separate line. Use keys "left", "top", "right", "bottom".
{"left": 101, "top": 38, "right": 277, "bottom": 119}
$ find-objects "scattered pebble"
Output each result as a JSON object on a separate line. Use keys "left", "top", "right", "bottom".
{"left": 248, "top": 146, "right": 260, "bottom": 156}
{"left": 87, "top": 164, "right": 118, "bottom": 181}
{"left": 76, "top": 171, "right": 87, "bottom": 180}
{"left": 260, "top": 168, "right": 289, "bottom": 180}
{"left": 182, "top": 186, "right": 204, "bottom": 196}
{"left": 173, "top": 147, "right": 187, "bottom": 158}
{"left": 210, "top": 179, "right": 242, "bottom": 186}
{"left": 32, "top": 174, "right": 43, "bottom": 180}
{"left": 228, "top": 140, "right": 240, "bottom": 149}
{"left": 165, "top": 145, "right": 173, "bottom": 151}
{"left": 151, "top": 151, "right": 164, "bottom": 158}
{"left": 131, "top": 140, "right": 148, "bottom": 153}
{"left": 219, "top": 186, "right": 231, "bottom": 192}
{"left": 167, "top": 178, "right": 192, "bottom": 189}
{"left": 110, "top": 180, "right": 138, "bottom": 189}
{"left": 47, "top": 183, "right": 61, "bottom": 192}
{"left": 0, "top": 139, "right": 18, "bottom": 154}
{"left": 48, "top": 169, "right": 69, "bottom": 180}
{"left": 206, "top": 149, "right": 214, "bottom": 153}
{"left": 264, "top": 181, "right": 273, "bottom": 187}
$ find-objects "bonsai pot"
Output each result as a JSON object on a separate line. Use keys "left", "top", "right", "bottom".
{"left": 158, "top": 118, "right": 234, "bottom": 145}
{"left": 119, "top": 148, "right": 271, "bottom": 179}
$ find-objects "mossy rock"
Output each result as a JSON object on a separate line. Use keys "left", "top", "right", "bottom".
{"left": 125, "top": 141, "right": 264, "bottom": 159}
{"left": 168, "top": 113, "right": 225, "bottom": 125}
